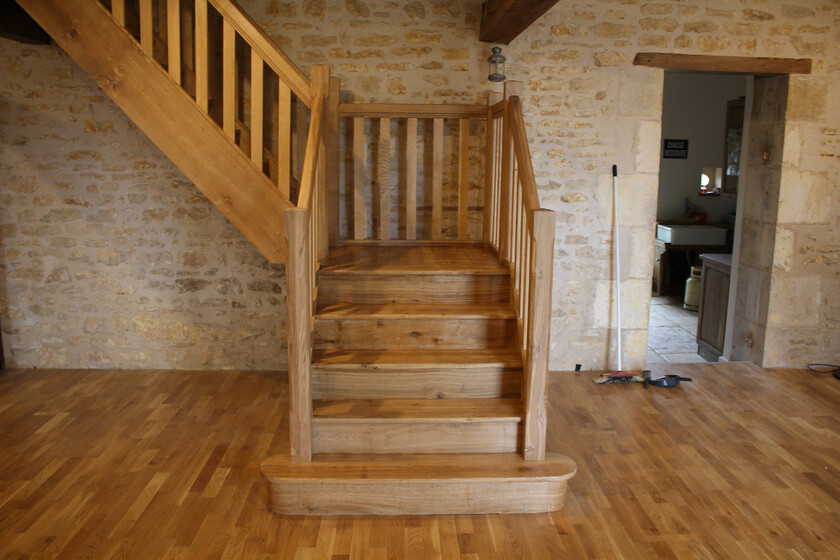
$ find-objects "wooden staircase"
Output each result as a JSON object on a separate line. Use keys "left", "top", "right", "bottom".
{"left": 19, "top": 0, "right": 577, "bottom": 515}
{"left": 262, "top": 244, "right": 576, "bottom": 514}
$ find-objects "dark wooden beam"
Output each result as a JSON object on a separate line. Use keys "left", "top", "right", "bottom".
{"left": 480, "top": 0, "right": 561, "bottom": 45}
{"left": 633, "top": 53, "right": 812, "bottom": 75}
{"left": 1, "top": 2, "right": 51, "bottom": 44}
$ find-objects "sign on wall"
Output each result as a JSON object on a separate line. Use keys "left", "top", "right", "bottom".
{"left": 663, "top": 139, "right": 689, "bottom": 159}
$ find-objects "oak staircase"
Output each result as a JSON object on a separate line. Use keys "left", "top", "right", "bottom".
{"left": 18, "top": 0, "right": 577, "bottom": 515}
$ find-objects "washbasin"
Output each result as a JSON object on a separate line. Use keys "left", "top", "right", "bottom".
{"left": 656, "top": 224, "right": 727, "bottom": 246}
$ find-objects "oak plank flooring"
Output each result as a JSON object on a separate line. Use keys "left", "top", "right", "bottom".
{"left": 1, "top": 363, "right": 839, "bottom": 558}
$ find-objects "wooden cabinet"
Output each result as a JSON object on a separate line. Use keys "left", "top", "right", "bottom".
{"left": 696, "top": 253, "right": 732, "bottom": 361}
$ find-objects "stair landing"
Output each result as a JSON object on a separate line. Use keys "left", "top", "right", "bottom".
{"left": 261, "top": 453, "right": 577, "bottom": 515}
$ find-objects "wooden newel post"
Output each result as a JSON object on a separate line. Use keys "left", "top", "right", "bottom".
{"left": 523, "top": 208, "right": 555, "bottom": 461}
{"left": 285, "top": 207, "right": 313, "bottom": 462}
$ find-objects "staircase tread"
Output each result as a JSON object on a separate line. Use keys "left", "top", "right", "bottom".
{"left": 316, "top": 303, "right": 515, "bottom": 319}
{"left": 322, "top": 245, "right": 508, "bottom": 275}
{"left": 312, "top": 348, "right": 522, "bottom": 369}
{"left": 312, "top": 398, "right": 522, "bottom": 423}
{"left": 262, "top": 452, "right": 577, "bottom": 481}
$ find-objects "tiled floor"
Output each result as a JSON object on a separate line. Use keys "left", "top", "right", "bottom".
{"left": 647, "top": 294, "right": 710, "bottom": 364}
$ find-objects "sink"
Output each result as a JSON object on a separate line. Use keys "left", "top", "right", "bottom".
{"left": 656, "top": 224, "right": 727, "bottom": 246}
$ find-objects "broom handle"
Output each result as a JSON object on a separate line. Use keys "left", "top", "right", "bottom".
{"left": 613, "top": 165, "right": 622, "bottom": 371}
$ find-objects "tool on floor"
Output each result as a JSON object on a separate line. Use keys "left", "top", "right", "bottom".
{"left": 643, "top": 370, "right": 693, "bottom": 388}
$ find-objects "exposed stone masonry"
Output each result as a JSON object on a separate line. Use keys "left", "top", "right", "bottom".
{"left": 1, "top": 0, "right": 838, "bottom": 369}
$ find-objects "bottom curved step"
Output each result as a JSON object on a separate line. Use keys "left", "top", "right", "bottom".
{"left": 260, "top": 452, "right": 577, "bottom": 515}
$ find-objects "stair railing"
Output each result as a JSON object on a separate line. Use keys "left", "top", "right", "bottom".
{"left": 104, "top": 0, "right": 313, "bottom": 200}
{"left": 337, "top": 104, "right": 488, "bottom": 242}
{"left": 485, "top": 85, "right": 556, "bottom": 462}
{"left": 284, "top": 66, "right": 330, "bottom": 462}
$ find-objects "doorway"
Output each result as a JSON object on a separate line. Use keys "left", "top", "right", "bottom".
{"left": 648, "top": 71, "right": 748, "bottom": 364}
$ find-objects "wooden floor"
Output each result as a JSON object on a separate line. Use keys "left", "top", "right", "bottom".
{"left": 1, "top": 363, "right": 839, "bottom": 559}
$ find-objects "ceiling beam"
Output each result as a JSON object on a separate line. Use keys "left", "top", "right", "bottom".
{"left": 480, "top": 0, "right": 561, "bottom": 45}
{"left": 633, "top": 53, "right": 812, "bottom": 75}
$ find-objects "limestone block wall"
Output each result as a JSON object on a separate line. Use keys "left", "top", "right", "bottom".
{"left": 1, "top": 0, "right": 838, "bottom": 370}
{"left": 0, "top": 40, "right": 287, "bottom": 370}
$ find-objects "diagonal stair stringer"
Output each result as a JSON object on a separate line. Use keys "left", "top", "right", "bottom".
{"left": 17, "top": 0, "right": 294, "bottom": 263}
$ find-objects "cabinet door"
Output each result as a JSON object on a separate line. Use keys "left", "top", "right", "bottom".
{"left": 697, "top": 266, "right": 730, "bottom": 352}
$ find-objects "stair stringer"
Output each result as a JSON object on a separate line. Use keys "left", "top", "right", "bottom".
{"left": 17, "top": 0, "right": 294, "bottom": 263}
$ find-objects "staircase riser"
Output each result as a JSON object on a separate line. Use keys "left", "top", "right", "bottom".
{"left": 314, "top": 318, "right": 516, "bottom": 349}
{"left": 312, "top": 422, "right": 519, "bottom": 453}
{"left": 319, "top": 275, "right": 510, "bottom": 305}
{"left": 312, "top": 370, "right": 522, "bottom": 399}
{"left": 266, "top": 480, "right": 568, "bottom": 515}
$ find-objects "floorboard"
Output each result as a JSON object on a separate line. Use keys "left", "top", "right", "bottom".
{"left": 0, "top": 363, "right": 838, "bottom": 558}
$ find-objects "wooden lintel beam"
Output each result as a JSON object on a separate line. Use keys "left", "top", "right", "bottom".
{"left": 480, "top": 0, "right": 561, "bottom": 45}
{"left": 633, "top": 53, "right": 812, "bottom": 75}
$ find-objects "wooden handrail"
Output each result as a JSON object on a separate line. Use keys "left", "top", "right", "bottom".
{"left": 208, "top": 0, "right": 311, "bottom": 105}
{"left": 508, "top": 97, "right": 541, "bottom": 229}
{"left": 340, "top": 103, "right": 487, "bottom": 119}
{"left": 297, "top": 93, "right": 324, "bottom": 210}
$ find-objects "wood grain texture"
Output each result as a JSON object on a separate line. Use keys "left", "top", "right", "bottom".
{"left": 378, "top": 117, "right": 391, "bottom": 240}
{"left": 139, "top": 0, "right": 153, "bottom": 55}
{"left": 322, "top": 244, "right": 507, "bottom": 274}
{"left": 406, "top": 117, "right": 417, "bottom": 240}
{"left": 318, "top": 273, "right": 510, "bottom": 304}
{"left": 208, "top": 0, "right": 311, "bottom": 103}
{"left": 166, "top": 0, "right": 180, "bottom": 84}
{"left": 353, "top": 117, "right": 366, "bottom": 239}
{"left": 194, "top": 0, "right": 208, "bottom": 112}
{"left": 311, "top": 348, "right": 522, "bottom": 399}
{"left": 262, "top": 453, "right": 575, "bottom": 515}
{"left": 111, "top": 0, "right": 125, "bottom": 26}
{"left": 522, "top": 210, "right": 555, "bottom": 461}
{"left": 326, "top": 76, "right": 340, "bottom": 245}
{"left": 285, "top": 208, "right": 313, "bottom": 462}
{"left": 276, "top": 83, "right": 291, "bottom": 196}
{"left": 221, "top": 20, "right": 235, "bottom": 139}
{"left": 314, "top": 316, "right": 515, "bottom": 349}
{"left": 312, "top": 421, "right": 519, "bottom": 454}
{"left": 458, "top": 118, "right": 470, "bottom": 240}
{"left": 432, "top": 118, "right": 444, "bottom": 240}
{"left": 633, "top": 52, "right": 812, "bottom": 74}
{"left": 17, "top": 0, "right": 293, "bottom": 262}
{"left": 249, "top": 50, "right": 264, "bottom": 168}
{"left": 1, "top": 363, "right": 839, "bottom": 556}
{"left": 340, "top": 103, "right": 486, "bottom": 118}
{"left": 479, "top": 0, "right": 562, "bottom": 44}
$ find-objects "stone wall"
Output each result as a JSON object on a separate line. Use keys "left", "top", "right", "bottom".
{"left": 1, "top": 0, "right": 838, "bottom": 370}
{"left": 0, "top": 40, "right": 287, "bottom": 369}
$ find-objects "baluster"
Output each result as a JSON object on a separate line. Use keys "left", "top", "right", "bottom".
{"left": 458, "top": 118, "right": 470, "bottom": 240}
{"left": 112, "top": 0, "right": 126, "bottom": 26}
{"left": 251, "top": 50, "right": 264, "bottom": 169}
{"left": 139, "top": 0, "right": 153, "bottom": 56}
{"left": 378, "top": 118, "right": 391, "bottom": 240}
{"left": 353, "top": 117, "right": 366, "bottom": 239}
{"left": 406, "top": 118, "right": 417, "bottom": 240}
{"left": 484, "top": 93, "right": 502, "bottom": 246}
{"left": 167, "top": 0, "right": 181, "bottom": 84}
{"left": 327, "top": 77, "right": 341, "bottom": 247}
{"left": 194, "top": 0, "right": 208, "bottom": 112}
{"left": 222, "top": 20, "right": 235, "bottom": 140}
{"left": 432, "top": 118, "right": 443, "bottom": 240}
{"left": 277, "top": 83, "right": 291, "bottom": 196}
